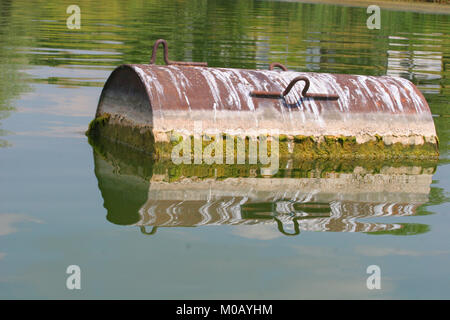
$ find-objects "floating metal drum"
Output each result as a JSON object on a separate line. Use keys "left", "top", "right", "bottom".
{"left": 88, "top": 39, "right": 439, "bottom": 159}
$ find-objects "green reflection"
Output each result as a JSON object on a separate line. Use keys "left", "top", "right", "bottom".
{"left": 2, "top": 0, "right": 447, "bottom": 86}
{"left": 95, "top": 157, "right": 150, "bottom": 226}
{"left": 0, "top": 0, "right": 31, "bottom": 146}
{"left": 367, "top": 223, "right": 430, "bottom": 236}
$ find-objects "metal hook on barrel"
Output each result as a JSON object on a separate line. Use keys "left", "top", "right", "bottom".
{"left": 251, "top": 76, "right": 339, "bottom": 101}
{"left": 149, "top": 39, "right": 208, "bottom": 67}
{"left": 269, "top": 62, "right": 288, "bottom": 71}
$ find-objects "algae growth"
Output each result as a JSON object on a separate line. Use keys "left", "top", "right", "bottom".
{"left": 87, "top": 114, "right": 439, "bottom": 162}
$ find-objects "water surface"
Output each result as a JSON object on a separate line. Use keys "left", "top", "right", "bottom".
{"left": 0, "top": 0, "right": 449, "bottom": 299}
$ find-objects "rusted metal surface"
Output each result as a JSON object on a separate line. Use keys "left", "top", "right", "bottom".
{"left": 97, "top": 64, "right": 437, "bottom": 143}
{"left": 95, "top": 39, "right": 438, "bottom": 146}
{"left": 116, "top": 64, "right": 430, "bottom": 114}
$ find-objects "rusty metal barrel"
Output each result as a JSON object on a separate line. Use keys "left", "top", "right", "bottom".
{"left": 88, "top": 39, "right": 438, "bottom": 159}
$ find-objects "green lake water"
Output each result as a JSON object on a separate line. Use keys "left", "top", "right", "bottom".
{"left": 0, "top": 0, "right": 449, "bottom": 299}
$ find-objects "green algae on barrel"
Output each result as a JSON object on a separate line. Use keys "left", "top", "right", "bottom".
{"left": 86, "top": 113, "right": 439, "bottom": 160}
{"left": 87, "top": 116, "right": 438, "bottom": 184}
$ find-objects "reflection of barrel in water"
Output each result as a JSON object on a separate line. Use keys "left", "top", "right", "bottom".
{"left": 136, "top": 176, "right": 431, "bottom": 236}
{"left": 93, "top": 144, "right": 434, "bottom": 237}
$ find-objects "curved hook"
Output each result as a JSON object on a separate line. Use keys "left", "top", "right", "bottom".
{"left": 149, "top": 39, "right": 208, "bottom": 67}
{"left": 274, "top": 217, "right": 300, "bottom": 236}
{"left": 251, "top": 75, "right": 339, "bottom": 100}
{"left": 149, "top": 39, "right": 170, "bottom": 65}
{"left": 140, "top": 226, "right": 158, "bottom": 235}
{"left": 269, "top": 62, "right": 288, "bottom": 71}
{"left": 283, "top": 76, "right": 310, "bottom": 97}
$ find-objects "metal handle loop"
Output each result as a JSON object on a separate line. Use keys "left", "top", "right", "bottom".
{"left": 149, "top": 39, "right": 207, "bottom": 67}
{"left": 283, "top": 76, "right": 310, "bottom": 97}
{"left": 269, "top": 62, "right": 288, "bottom": 71}
{"left": 251, "top": 76, "right": 339, "bottom": 100}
